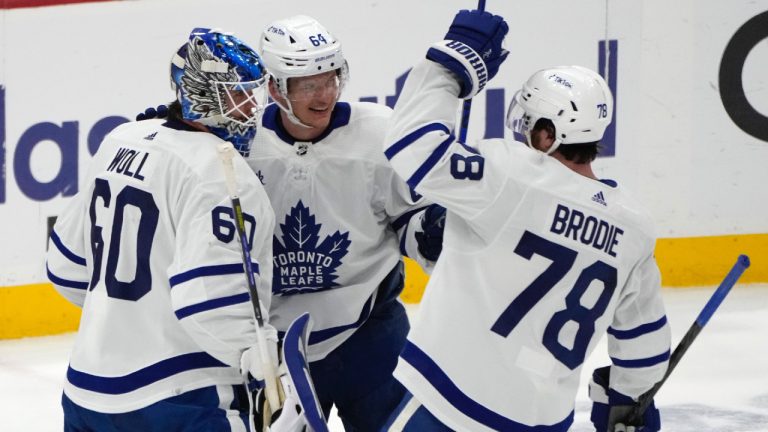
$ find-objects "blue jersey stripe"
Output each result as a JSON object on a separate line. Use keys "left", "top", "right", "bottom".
{"left": 391, "top": 206, "right": 427, "bottom": 233}
{"left": 50, "top": 230, "right": 87, "bottom": 266}
{"left": 406, "top": 134, "right": 455, "bottom": 190}
{"left": 67, "top": 352, "right": 228, "bottom": 395}
{"left": 175, "top": 292, "right": 251, "bottom": 320}
{"left": 169, "top": 263, "right": 260, "bottom": 288}
{"left": 401, "top": 341, "right": 574, "bottom": 431}
{"left": 607, "top": 316, "right": 668, "bottom": 340}
{"left": 611, "top": 349, "right": 671, "bottom": 368}
{"left": 47, "top": 265, "right": 88, "bottom": 290}
{"left": 278, "top": 294, "right": 374, "bottom": 345}
{"left": 458, "top": 141, "right": 480, "bottom": 155}
{"left": 385, "top": 123, "right": 450, "bottom": 160}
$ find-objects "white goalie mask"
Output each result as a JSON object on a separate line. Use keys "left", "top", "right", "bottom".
{"left": 259, "top": 15, "right": 349, "bottom": 127}
{"left": 506, "top": 65, "right": 613, "bottom": 154}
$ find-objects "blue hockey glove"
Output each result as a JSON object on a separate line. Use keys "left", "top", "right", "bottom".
{"left": 427, "top": 9, "right": 509, "bottom": 99}
{"left": 589, "top": 366, "right": 661, "bottom": 432}
{"left": 136, "top": 104, "right": 169, "bottom": 121}
{"left": 415, "top": 204, "right": 446, "bottom": 261}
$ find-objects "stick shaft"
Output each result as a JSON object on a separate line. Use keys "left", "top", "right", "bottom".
{"left": 628, "top": 254, "right": 750, "bottom": 422}
{"left": 457, "top": 0, "right": 487, "bottom": 144}
{"left": 218, "top": 142, "right": 281, "bottom": 413}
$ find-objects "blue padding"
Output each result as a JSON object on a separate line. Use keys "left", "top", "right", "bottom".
{"left": 607, "top": 316, "right": 668, "bottom": 340}
{"left": 175, "top": 292, "right": 251, "bottom": 319}
{"left": 278, "top": 294, "right": 375, "bottom": 345}
{"left": 67, "top": 352, "right": 228, "bottom": 394}
{"left": 283, "top": 313, "right": 329, "bottom": 432}
{"left": 169, "top": 263, "right": 260, "bottom": 288}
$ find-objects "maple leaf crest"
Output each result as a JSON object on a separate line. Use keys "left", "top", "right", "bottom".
{"left": 272, "top": 200, "right": 351, "bottom": 296}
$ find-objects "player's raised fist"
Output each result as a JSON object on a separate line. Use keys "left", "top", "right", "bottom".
{"left": 427, "top": 9, "right": 509, "bottom": 98}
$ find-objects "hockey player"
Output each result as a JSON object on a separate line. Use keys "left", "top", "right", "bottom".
{"left": 254, "top": 15, "right": 445, "bottom": 431}
{"left": 134, "top": 17, "right": 445, "bottom": 430}
{"left": 47, "top": 28, "right": 279, "bottom": 430}
{"left": 382, "top": 9, "right": 671, "bottom": 432}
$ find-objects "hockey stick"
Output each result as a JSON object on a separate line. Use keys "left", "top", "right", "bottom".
{"left": 218, "top": 142, "right": 282, "bottom": 414}
{"left": 457, "top": 0, "right": 486, "bottom": 144}
{"left": 626, "top": 254, "right": 751, "bottom": 424}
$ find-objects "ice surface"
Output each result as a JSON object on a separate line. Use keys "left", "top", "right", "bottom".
{"left": 1, "top": 285, "right": 766, "bottom": 431}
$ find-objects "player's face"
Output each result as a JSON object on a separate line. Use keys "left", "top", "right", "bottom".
{"left": 286, "top": 71, "right": 339, "bottom": 130}
{"left": 222, "top": 88, "right": 260, "bottom": 124}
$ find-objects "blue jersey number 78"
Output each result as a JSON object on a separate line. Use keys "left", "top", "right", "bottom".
{"left": 491, "top": 231, "right": 617, "bottom": 370}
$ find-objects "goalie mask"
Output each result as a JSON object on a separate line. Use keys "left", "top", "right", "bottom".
{"left": 506, "top": 65, "right": 613, "bottom": 155}
{"left": 170, "top": 28, "right": 268, "bottom": 156}
{"left": 259, "top": 15, "right": 349, "bottom": 127}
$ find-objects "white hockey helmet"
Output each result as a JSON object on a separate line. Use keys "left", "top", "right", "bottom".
{"left": 506, "top": 65, "right": 613, "bottom": 154}
{"left": 260, "top": 15, "right": 349, "bottom": 124}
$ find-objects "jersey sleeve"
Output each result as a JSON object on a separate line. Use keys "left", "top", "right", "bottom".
{"left": 384, "top": 59, "right": 507, "bottom": 222}
{"left": 167, "top": 159, "right": 275, "bottom": 368}
{"left": 607, "top": 250, "right": 671, "bottom": 398}
{"left": 375, "top": 164, "right": 436, "bottom": 270}
{"left": 46, "top": 188, "right": 90, "bottom": 307}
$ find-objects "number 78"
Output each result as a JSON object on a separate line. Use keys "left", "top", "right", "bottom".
{"left": 491, "top": 231, "right": 617, "bottom": 370}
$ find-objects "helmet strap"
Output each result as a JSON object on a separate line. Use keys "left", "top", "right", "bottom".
{"left": 525, "top": 126, "right": 562, "bottom": 155}
{"left": 281, "top": 98, "right": 313, "bottom": 129}
{"left": 271, "top": 78, "right": 313, "bottom": 129}
{"left": 546, "top": 139, "right": 563, "bottom": 155}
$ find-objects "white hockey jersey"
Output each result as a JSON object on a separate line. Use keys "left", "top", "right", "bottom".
{"left": 384, "top": 61, "right": 671, "bottom": 431}
{"left": 46, "top": 119, "right": 275, "bottom": 413}
{"left": 248, "top": 102, "right": 430, "bottom": 361}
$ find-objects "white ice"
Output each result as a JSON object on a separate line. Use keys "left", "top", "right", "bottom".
{"left": 1, "top": 285, "right": 767, "bottom": 431}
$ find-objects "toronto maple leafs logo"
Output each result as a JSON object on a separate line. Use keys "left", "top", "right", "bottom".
{"left": 272, "top": 201, "right": 351, "bottom": 296}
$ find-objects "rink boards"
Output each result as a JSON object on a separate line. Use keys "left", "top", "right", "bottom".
{"left": 1, "top": 0, "right": 767, "bottom": 337}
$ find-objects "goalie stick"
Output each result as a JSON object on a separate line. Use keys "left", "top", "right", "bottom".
{"left": 625, "top": 254, "right": 751, "bottom": 425}
{"left": 457, "top": 0, "right": 486, "bottom": 144}
{"left": 218, "top": 142, "right": 282, "bottom": 414}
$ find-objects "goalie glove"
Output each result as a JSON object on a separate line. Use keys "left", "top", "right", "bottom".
{"left": 427, "top": 9, "right": 509, "bottom": 99}
{"left": 589, "top": 366, "right": 661, "bottom": 432}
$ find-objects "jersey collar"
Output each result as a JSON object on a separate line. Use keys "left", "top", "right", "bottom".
{"left": 261, "top": 102, "right": 351, "bottom": 145}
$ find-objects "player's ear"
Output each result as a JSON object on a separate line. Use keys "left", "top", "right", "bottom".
{"left": 531, "top": 128, "right": 554, "bottom": 153}
{"left": 268, "top": 79, "right": 283, "bottom": 103}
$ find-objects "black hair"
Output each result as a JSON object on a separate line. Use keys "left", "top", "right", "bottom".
{"left": 168, "top": 100, "right": 184, "bottom": 122}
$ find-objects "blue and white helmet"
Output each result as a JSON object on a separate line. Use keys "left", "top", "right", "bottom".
{"left": 170, "top": 27, "right": 268, "bottom": 156}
